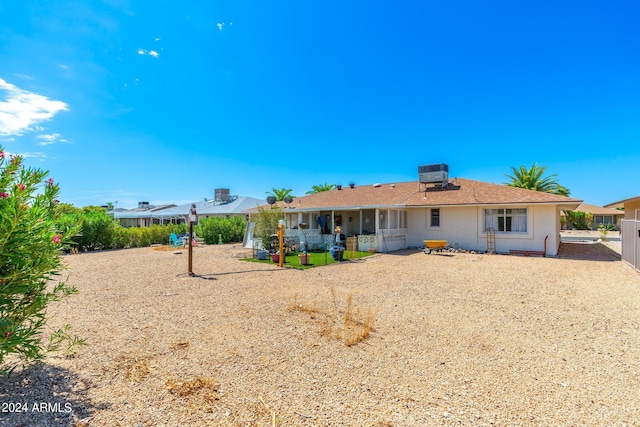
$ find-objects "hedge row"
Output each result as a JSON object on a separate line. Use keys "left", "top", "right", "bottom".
{"left": 55, "top": 206, "right": 246, "bottom": 251}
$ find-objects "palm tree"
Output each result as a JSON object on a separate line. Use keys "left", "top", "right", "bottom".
{"left": 306, "top": 183, "right": 336, "bottom": 194}
{"left": 505, "top": 163, "right": 570, "bottom": 196}
{"left": 266, "top": 188, "right": 293, "bottom": 202}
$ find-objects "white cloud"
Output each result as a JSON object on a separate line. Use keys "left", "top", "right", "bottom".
{"left": 217, "top": 22, "right": 224, "bottom": 31}
{"left": 0, "top": 78, "right": 68, "bottom": 137}
{"left": 138, "top": 48, "right": 160, "bottom": 58}
{"left": 37, "top": 133, "right": 70, "bottom": 146}
{"left": 3, "top": 151, "right": 47, "bottom": 161}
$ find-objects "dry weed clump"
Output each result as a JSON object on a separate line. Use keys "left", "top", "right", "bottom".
{"left": 289, "top": 286, "right": 378, "bottom": 346}
{"left": 111, "top": 352, "right": 154, "bottom": 383}
{"left": 166, "top": 376, "right": 220, "bottom": 409}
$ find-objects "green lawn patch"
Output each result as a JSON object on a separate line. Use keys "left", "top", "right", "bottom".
{"left": 241, "top": 250, "right": 375, "bottom": 269}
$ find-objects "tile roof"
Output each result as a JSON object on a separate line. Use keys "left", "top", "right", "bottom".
{"left": 268, "top": 178, "right": 582, "bottom": 211}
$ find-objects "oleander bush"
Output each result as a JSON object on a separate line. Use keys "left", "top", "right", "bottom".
{"left": 0, "top": 147, "right": 82, "bottom": 374}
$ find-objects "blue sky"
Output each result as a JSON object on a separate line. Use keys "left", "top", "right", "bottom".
{"left": 1, "top": 1, "right": 638, "bottom": 208}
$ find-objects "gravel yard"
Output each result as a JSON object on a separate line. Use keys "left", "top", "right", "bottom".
{"left": 2, "top": 243, "right": 639, "bottom": 426}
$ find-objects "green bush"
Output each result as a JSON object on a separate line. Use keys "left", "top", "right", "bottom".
{"left": 0, "top": 148, "right": 82, "bottom": 374}
{"left": 196, "top": 216, "right": 246, "bottom": 244}
{"left": 566, "top": 211, "right": 593, "bottom": 230}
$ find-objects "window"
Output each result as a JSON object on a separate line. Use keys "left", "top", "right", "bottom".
{"left": 430, "top": 208, "right": 440, "bottom": 227}
{"left": 485, "top": 208, "right": 527, "bottom": 232}
{"left": 594, "top": 215, "right": 613, "bottom": 225}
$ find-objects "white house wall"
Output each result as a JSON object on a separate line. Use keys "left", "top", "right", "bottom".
{"left": 407, "top": 205, "right": 561, "bottom": 256}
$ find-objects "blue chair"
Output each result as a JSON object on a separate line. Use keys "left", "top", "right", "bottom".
{"left": 169, "top": 233, "right": 183, "bottom": 247}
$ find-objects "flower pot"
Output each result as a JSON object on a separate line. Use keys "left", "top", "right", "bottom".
{"left": 256, "top": 249, "right": 267, "bottom": 260}
{"left": 271, "top": 254, "right": 280, "bottom": 263}
{"left": 299, "top": 223, "right": 308, "bottom": 229}
{"left": 330, "top": 249, "right": 344, "bottom": 261}
{"left": 298, "top": 253, "right": 310, "bottom": 265}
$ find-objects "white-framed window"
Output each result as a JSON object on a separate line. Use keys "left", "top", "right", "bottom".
{"left": 430, "top": 208, "right": 440, "bottom": 227}
{"left": 484, "top": 208, "right": 527, "bottom": 232}
{"left": 379, "top": 209, "right": 407, "bottom": 229}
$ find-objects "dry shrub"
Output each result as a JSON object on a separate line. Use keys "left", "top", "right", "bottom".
{"left": 289, "top": 286, "right": 377, "bottom": 346}
{"left": 343, "top": 296, "right": 377, "bottom": 346}
{"left": 166, "top": 376, "right": 220, "bottom": 408}
{"left": 287, "top": 294, "right": 320, "bottom": 319}
{"left": 111, "top": 353, "right": 153, "bottom": 383}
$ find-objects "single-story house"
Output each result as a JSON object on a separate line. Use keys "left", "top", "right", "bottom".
{"left": 155, "top": 195, "right": 266, "bottom": 224}
{"left": 112, "top": 202, "right": 176, "bottom": 227}
{"left": 561, "top": 203, "right": 624, "bottom": 230}
{"left": 604, "top": 196, "right": 640, "bottom": 271}
{"left": 112, "top": 189, "right": 266, "bottom": 227}
{"left": 249, "top": 174, "right": 582, "bottom": 256}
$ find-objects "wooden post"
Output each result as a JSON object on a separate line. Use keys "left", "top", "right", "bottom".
{"left": 188, "top": 221, "right": 194, "bottom": 276}
{"left": 278, "top": 222, "right": 284, "bottom": 267}
{"left": 188, "top": 203, "right": 197, "bottom": 276}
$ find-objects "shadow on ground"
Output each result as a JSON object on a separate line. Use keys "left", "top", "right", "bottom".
{"left": 557, "top": 242, "right": 621, "bottom": 261}
{"left": 0, "top": 363, "right": 107, "bottom": 426}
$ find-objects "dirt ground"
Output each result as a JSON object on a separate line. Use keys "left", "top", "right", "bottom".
{"left": 1, "top": 242, "right": 639, "bottom": 426}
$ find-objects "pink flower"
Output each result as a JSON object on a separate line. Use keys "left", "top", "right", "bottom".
{"left": 47, "top": 178, "right": 54, "bottom": 186}
{"left": 16, "top": 183, "right": 26, "bottom": 191}
{"left": 52, "top": 234, "right": 61, "bottom": 244}
{"left": 0, "top": 192, "right": 8, "bottom": 199}
{"left": 0, "top": 151, "right": 4, "bottom": 159}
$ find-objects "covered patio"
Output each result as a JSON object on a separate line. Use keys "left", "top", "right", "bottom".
{"left": 282, "top": 207, "right": 408, "bottom": 252}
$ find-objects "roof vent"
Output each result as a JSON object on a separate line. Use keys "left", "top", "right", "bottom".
{"left": 138, "top": 201, "right": 150, "bottom": 209}
{"left": 418, "top": 164, "right": 449, "bottom": 184}
{"left": 373, "top": 183, "right": 382, "bottom": 188}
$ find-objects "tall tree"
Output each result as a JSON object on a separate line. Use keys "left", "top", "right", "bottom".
{"left": 306, "top": 183, "right": 336, "bottom": 194}
{"left": 505, "top": 163, "right": 570, "bottom": 196}
{"left": 266, "top": 188, "right": 293, "bottom": 201}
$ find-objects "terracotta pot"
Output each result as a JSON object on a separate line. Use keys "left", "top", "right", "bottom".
{"left": 298, "top": 253, "right": 310, "bottom": 265}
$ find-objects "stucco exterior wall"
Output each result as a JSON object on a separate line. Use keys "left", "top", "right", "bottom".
{"left": 407, "top": 204, "right": 561, "bottom": 256}
{"left": 624, "top": 201, "right": 640, "bottom": 220}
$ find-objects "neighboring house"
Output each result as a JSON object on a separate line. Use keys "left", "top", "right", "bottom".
{"left": 562, "top": 203, "right": 624, "bottom": 230}
{"left": 156, "top": 195, "right": 267, "bottom": 223}
{"left": 113, "top": 202, "right": 176, "bottom": 227}
{"left": 604, "top": 196, "right": 640, "bottom": 271}
{"left": 249, "top": 169, "right": 582, "bottom": 256}
{"left": 112, "top": 189, "right": 266, "bottom": 227}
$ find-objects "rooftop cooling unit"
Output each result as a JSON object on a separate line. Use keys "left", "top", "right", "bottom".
{"left": 214, "top": 188, "right": 231, "bottom": 203}
{"left": 418, "top": 164, "right": 449, "bottom": 184}
{"left": 138, "top": 201, "right": 150, "bottom": 209}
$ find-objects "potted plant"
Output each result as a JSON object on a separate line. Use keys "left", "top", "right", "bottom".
{"left": 298, "top": 241, "right": 309, "bottom": 265}
{"left": 330, "top": 242, "right": 344, "bottom": 261}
